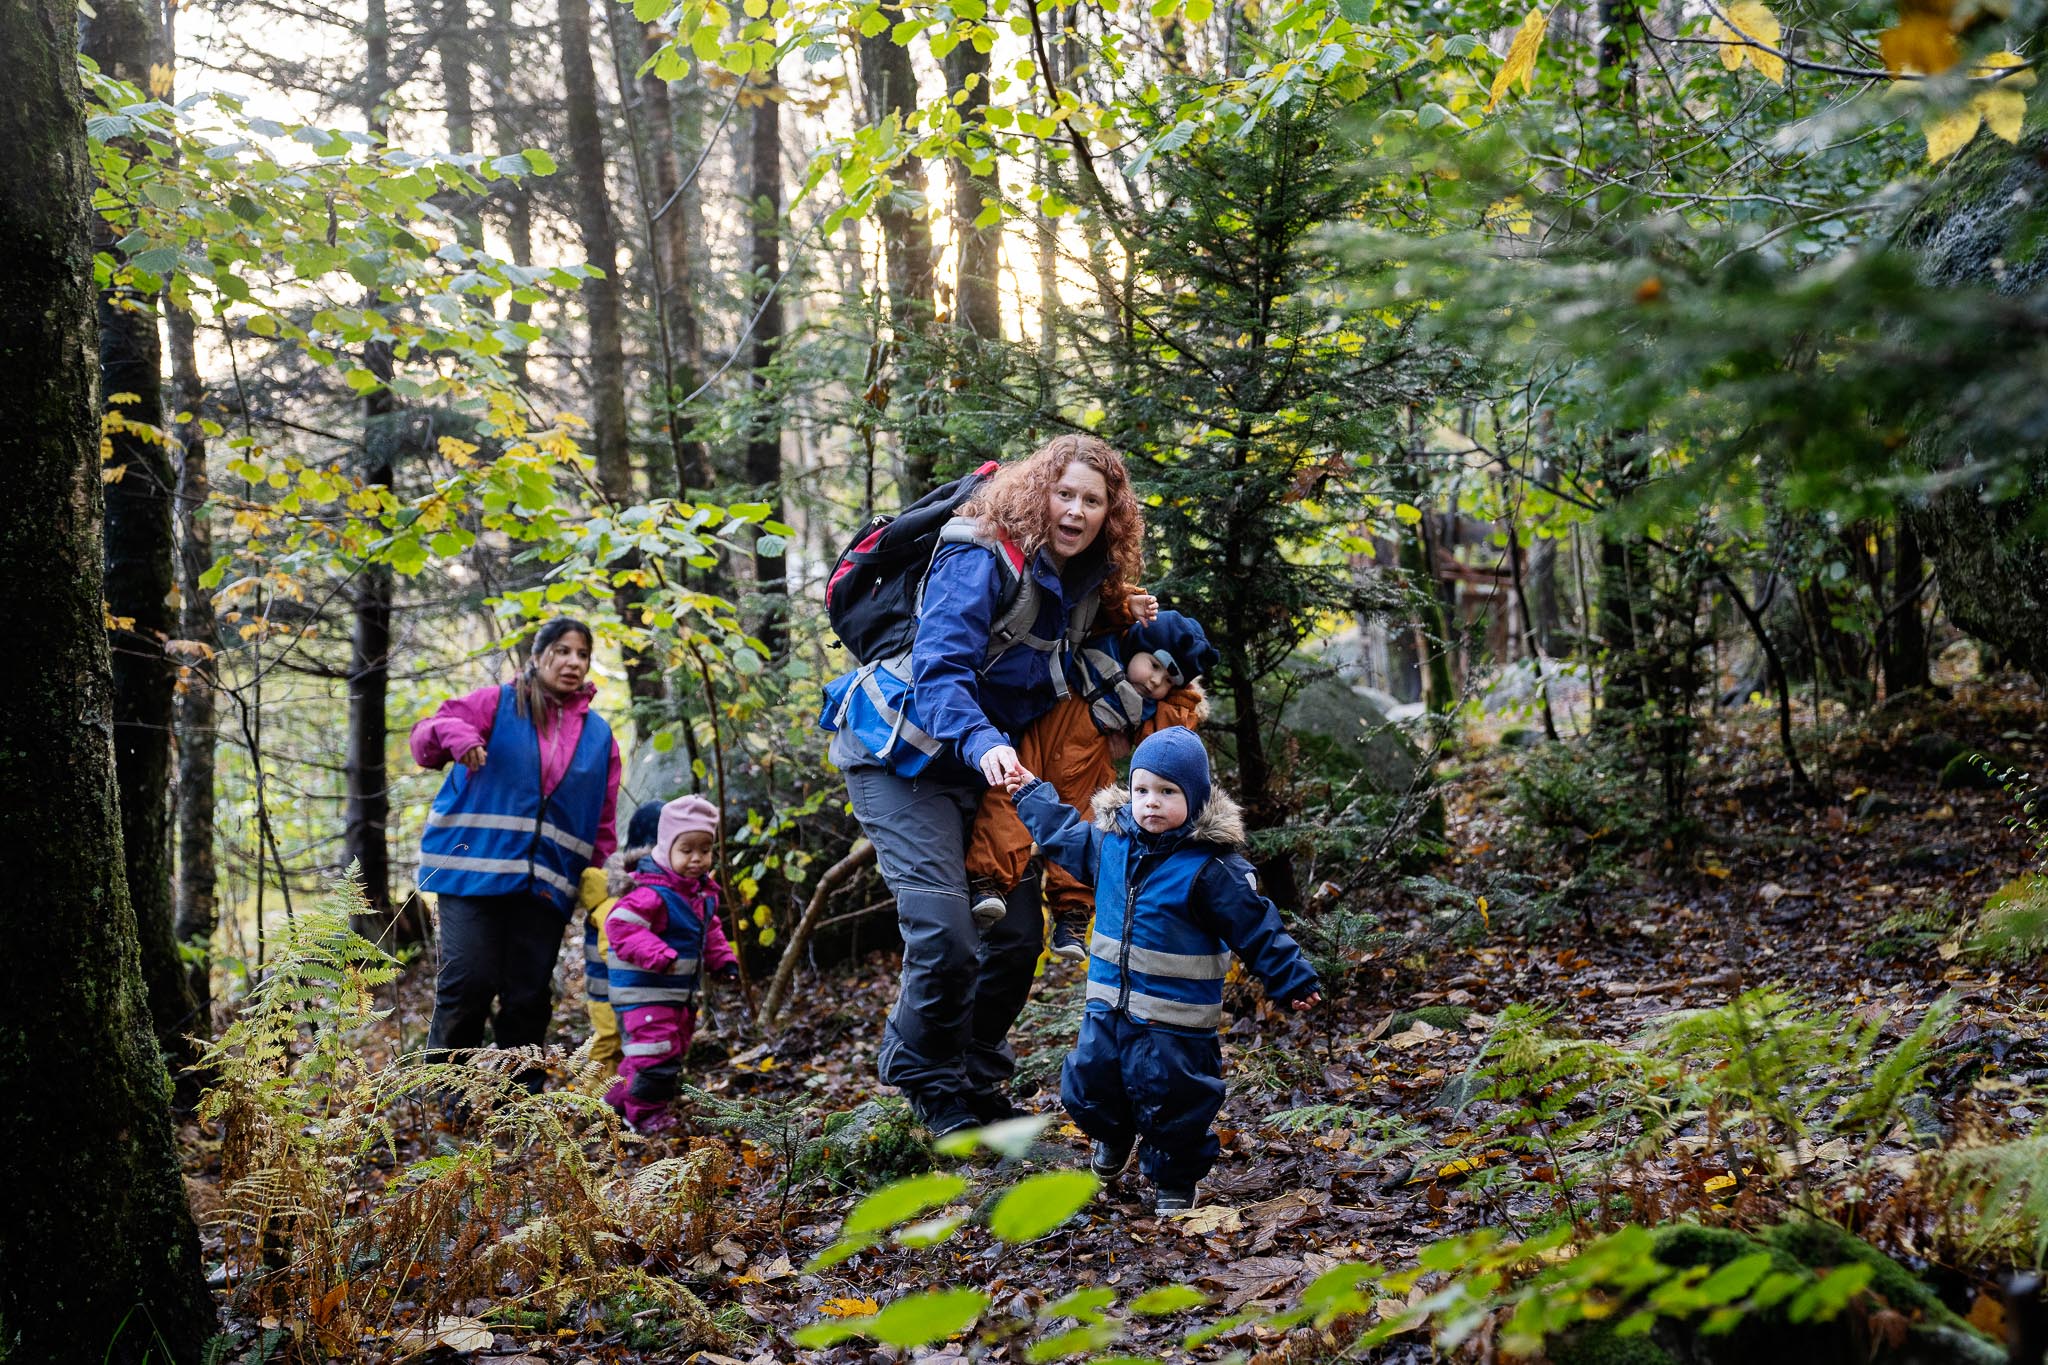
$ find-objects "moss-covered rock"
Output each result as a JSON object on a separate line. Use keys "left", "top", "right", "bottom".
{"left": 1390, "top": 1005, "right": 1474, "bottom": 1031}
{"left": 1938, "top": 751, "right": 2004, "bottom": 791}
{"left": 790, "top": 1100, "right": 934, "bottom": 1191}
{"left": 1593, "top": 1220, "right": 2004, "bottom": 1365}
{"left": 1900, "top": 112, "right": 2048, "bottom": 682}
{"left": 1549, "top": 1325, "right": 1678, "bottom": 1365}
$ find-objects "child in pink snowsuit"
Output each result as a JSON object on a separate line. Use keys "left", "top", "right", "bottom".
{"left": 601, "top": 795, "right": 739, "bottom": 1133}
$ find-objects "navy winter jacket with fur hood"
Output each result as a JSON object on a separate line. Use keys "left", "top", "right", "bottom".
{"left": 1014, "top": 779, "right": 1321, "bottom": 1032}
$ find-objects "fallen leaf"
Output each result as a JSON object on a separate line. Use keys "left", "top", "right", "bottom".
{"left": 1387, "top": 1020, "right": 1444, "bottom": 1050}
{"left": 1880, "top": 10, "right": 1960, "bottom": 75}
{"left": 819, "top": 1296, "right": 880, "bottom": 1317}
{"left": 392, "top": 1315, "right": 495, "bottom": 1355}
{"left": 1172, "top": 1204, "right": 1242, "bottom": 1235}
{"left": 1709, "top": 0, "right": 1785, "bottom": 82}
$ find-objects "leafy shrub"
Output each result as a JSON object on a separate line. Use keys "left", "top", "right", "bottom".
{"left": 791, "top": 1099, "right": 934, "bottom": 1192}
{"left": 1506, "top": 737, "right": 1660, "bottom": 854}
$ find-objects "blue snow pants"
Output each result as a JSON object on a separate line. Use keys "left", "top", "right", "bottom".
{"left": 1061, "top": 1006, "right": 1226, "bottom": 1192}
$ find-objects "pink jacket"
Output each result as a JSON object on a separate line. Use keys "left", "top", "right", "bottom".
{"left": 607, "top": 864, "right": 739, "bottom": 977}
{"left": 410, "top": 681, "right": 622, "bottom": 863}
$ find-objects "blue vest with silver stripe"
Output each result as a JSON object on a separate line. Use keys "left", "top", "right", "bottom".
{"left": 584, "top": 909, "right": 610, "bottom": 1003}
{"left": 418, "top": 685, "right": 611, "bottom": 915}
{"left": 604, "top": 865, "right": 710, "bottom": 1010}
{"left": 1086, "top": 828, "right": 1231, "bottom": 1032}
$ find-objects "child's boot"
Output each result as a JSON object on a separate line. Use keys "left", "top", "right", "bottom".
{"left": 1153, "top": 1186, "right": 1196, "bottom": 1213}
{"left": 1049, "top": 918, "right": 1088, "bottom": 962}
{"left": 969, "top": 879, "right": 1008, "bottom": 931}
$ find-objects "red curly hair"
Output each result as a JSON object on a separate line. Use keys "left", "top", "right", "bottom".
{"left": 958, "top": 434, "right": 1144, "bottom": 610}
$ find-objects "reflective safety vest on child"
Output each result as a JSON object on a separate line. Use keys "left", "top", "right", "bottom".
{"left": 1087, "top": 841, "right": 1233, "bottom": 1031}
{"left": 605, "top": 874, "right": 709, "bottom": 1009}
{"left": 418, "top": 684, "right": 612, "bottom": 913}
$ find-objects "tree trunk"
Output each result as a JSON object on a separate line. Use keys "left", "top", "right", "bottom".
{"left": 483, "top": 0, "right": 533, "bottom": 385}
{"left": 858, "top": 29, "right": 938, "bottom": 496}
{"left": 1595, "top": 438, "right": 1651, "bottom": 728}
{"left": 944, "top": 44, "right": 1001, "bottom": 344}
{"left": 559, "top": 0, "right": 658, "bottom": 707}
{"left": 0, "top": 4, "right": 216, "bottom": 1353}
{"left": 745, "top": 60, "right": 788, "bottom": 658}
{"left": 638, "top": 32, "right": 711, "bottom": 495}
{"left": 168, "top": 301, "right": 220, "bottom": 1020}
{"left": 1885, "top": 519, "right": 1932, "bottom": 695}
{"left": 435, "top": 0, "right": 483, "bottom": 246}
{"left": 346, "top": 6, "right": 412, "bottom": 937}
{"left": 88, "top": 0, "right": 204, "bottom": 1073}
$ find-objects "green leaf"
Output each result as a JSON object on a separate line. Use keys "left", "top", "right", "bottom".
{"left": 1129, "top": 1285, "right": 1211, "bottom": 1314}
{"left": 1025, "top": 1321, "right": 1124, "bottom": 1362}
{"left": 1040, "top": 1286, "right": 1117, "bottom": 1322}
{"left": 845, "top": 1171, "right": 967, "bottom": 1237}
{"left": 868, "top": 1288, "right": 989, "bottom": 1347}
{"left": 1184, "top": 0, "right": 1212, "bottom": 20}
{"left": 989, "top": 1170, "right": 1100, "bottom": 1241}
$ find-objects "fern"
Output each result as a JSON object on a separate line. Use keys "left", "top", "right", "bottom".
{"left": 194, "top": 879, "right": 727, "bottom": 1359}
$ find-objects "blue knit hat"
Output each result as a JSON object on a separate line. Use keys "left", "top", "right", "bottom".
{"left": 625, "top": 799, "right": 666, "bottom": 850}
{"left": 1129, "top": 726, "right": 1211, "bottom": 824}
{"left": 1126, "top": 611, "right": 1217, "bottom": 687}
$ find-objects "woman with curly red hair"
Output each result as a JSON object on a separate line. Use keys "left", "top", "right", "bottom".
{"left": 823, "top": 433, "right": 1146, "bottom": 1135}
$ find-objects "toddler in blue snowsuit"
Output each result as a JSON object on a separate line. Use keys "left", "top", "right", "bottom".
{"left": 1007, "top": 726, "right": 1321, "bottom": 1211}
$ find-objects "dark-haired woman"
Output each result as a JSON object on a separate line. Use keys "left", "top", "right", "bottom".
{"left": 412, "top": 618, "right": 621, "bottom": 1065}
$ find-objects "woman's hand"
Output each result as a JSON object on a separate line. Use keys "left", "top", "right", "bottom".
{"left": 980, "top": 744, "right": 1024, "bottom": 788}
{"left": 1127, "top": 591, "right": 1160, "bottom": 624}
{"left": 459, "top": 744, "right": 489, "bottom": 772}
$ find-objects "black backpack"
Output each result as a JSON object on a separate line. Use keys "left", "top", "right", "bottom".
{"left": 825, "top": 462, "right": 1017, "bottom": 664}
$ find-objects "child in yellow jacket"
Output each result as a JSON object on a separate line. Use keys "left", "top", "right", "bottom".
{"left": 579, "top": 799, "right": 665, "bottom": 1085}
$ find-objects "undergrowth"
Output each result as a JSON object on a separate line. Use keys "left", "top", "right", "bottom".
{"left": 196, "top": 882, "right": 726, "bottom": 1360}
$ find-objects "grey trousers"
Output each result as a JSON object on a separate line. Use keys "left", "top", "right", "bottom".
{"left": 843, "top": 760, "right": 1045, "bottom": 1116}
{"left": 424, "top": 892, "right": 567, "bottom": 1058}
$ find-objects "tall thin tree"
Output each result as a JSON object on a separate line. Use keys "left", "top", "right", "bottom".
{"left": 88, "top": 0, "right": 205, "bottom": 1069}
{"left": 858, "top": 28, "right": 937, "bottom": 496}
{"left": 1, "top": 2, "right": 216, "bottom": 1354}
{"left": 744, "top": 58, "right": 788, "bottom": 657}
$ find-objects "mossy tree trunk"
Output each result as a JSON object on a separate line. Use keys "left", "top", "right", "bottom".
{"left": 0, "top": 2, "right": 216, "bottom": 1354}
{"left": 744, "top": 59, "right": 788, "bottom": 659}
{"left": 88, "top": 0, "right": 205, "bottom": 1073}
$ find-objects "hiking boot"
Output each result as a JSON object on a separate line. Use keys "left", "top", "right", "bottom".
{"left": 1090, "top": 1139, "right": 1135, "bottom": 1183}
{"left": 1049, "top": 919, "right": 1088, "bottom": 962}
{"left": 967, "top": 1089, "right": 1030, "bottom": 1125}
{"left": 916, "top": 1100, "right": 982, "bottom": 1139}
{"left": 1153, "top": 1187, "right": 1196, "bottom": 1214}
{"left": 969, "top": 880, "right": 1008, "bottom": 931}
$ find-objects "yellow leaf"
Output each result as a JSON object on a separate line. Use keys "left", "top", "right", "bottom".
{"left": 820, "top": 1296, "right": 879, "bottom": 1318}
{"left": 1879, "top": 11, "right": 1959, "bottom": 75}
{"left": 1980, "top": 84, "right": 2027, "bottom": 141}
{"left": 1923, "top": 102, "right": 1983, "bottom": 161}
{"left": 102, "top": 463, "right": 128, "bottom": 484}
{"left": 148, "top": 62, "right": 174, "bottom": 97}
{"left": 1708, "top": 1, "right": 1784, "bottom": 83}
{"left": 1486, "top": 8, "right": 1550, "bottom": 112}
{"left": 1703, "top": 1173, "right": 1738, "bottom": 1194}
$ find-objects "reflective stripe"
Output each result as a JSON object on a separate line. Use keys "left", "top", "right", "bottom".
{"left": 1089, "top": 933, "right": 1228, "bottom": 981}
{"left": 622, "top": 1040, "right": 672, "bottom": 1057}
{"left": 609, "top": 983, "right": 696, "bottom": 1005}
{"left": 607, "top": 906, "right": 652, "bottom": 930}
{"left": 1086, "top": 978, "right": 1221, "bottom": 1030}
{"left": 423, "top": 810, "right": 595, "bottom": 860}
{"left": 418, "top": 851, "right": 575, "bottom": 897}
{"left": 858, "top": 660, "right": 943, "bottom": 760}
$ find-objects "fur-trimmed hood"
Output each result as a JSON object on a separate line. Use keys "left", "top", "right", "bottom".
{"left": 601, "top": 843, "right": 653, "bottom": 898}
{"left": 1090, "top": 784, "right": 1246, "bottom": 849}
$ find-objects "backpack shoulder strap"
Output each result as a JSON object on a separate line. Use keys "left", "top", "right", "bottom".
{"left": 926, "top": 517, "right": 1039, "bottom": 667}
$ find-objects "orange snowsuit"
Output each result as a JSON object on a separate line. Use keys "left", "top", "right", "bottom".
{"left": 965, "top": 683, "right": 1208, "bottom": 924}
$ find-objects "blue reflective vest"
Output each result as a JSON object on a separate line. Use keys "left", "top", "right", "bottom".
{"left": 1087, "top": 835, "right": 1232, "bottom": 1032}
{"left": 605, "top": 863, "right": 712, "bottom": 1010}
{"left": 418, "top": 685, "right": 611, "bottom": 914}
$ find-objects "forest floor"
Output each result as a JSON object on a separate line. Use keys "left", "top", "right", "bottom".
{"left": 186, "top": 675, "right": 2048, "bottom": 1365}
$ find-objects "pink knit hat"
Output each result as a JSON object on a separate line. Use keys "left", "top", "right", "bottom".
{"left": 657, "top": 795, "right": 720, "bottom": 861}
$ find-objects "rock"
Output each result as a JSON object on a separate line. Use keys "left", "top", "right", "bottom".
{"left": 1902, "top": 121, "right": 2048, "bottom": 682}
{"left": 1268, "top": 664, "right": 1432, "bottom": 796}
{"left": 1939, "top": 751, "right": 2003, "bottom": 790}
{"left": 1901, "top": 732, "right": 1967, "bottom": 771}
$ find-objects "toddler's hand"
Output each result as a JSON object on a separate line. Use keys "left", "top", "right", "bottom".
{"left": 1127, "top": 591, "right": 1160, "bottom": 623}
{"left": 1290, "top": 992, "right": 1321, "bottom": 1013}
{"left": 1003, "top": 765, "right": 1037, "bottom": 794}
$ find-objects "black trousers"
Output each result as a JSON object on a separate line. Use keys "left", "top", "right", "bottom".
{"left": 424, "top": 892, "right": 567, "bottom": 1058}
